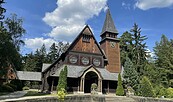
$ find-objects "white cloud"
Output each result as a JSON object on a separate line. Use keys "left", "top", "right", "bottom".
{"left": 135, "top": 0, "right": 173, "bottom": 10}
{"left": 146, "top": 49, "right": 155, "bottom": 58}
{"left": 25, "top": 37, "right": 57, "bottom": 51}
{"left": 122, "top": 2, "right": 131, "bottom": 10}
{"left": 43, "top": 0, "right": 107, "bottom": 42}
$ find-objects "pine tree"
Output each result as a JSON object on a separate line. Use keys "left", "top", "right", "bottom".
{"left": 123, "top": 57, "right": 138, "bottom": 91}
{"left": 57, "top": 68, "right": 64, "bottom": 92}
{"left": 154, "top": 35, "right": 173, "bottom": 87}
{"left": 57, "top": 66, "right": 68, "bottom": 92}
{"left": 120, "top": 31, "right": 133, "bottom": 65}
{"left": 140, "top": 76, "right": 155, "bottom": 97}
{"left": 120, "top": 23, "right": 148, "bottom": 74}
{"left": 63, "top": 66, "right": 68, "bottom": 90}
{"left": 48, "top": 43, "right": 58, "bottom": 63}
{"left": 116, "top": 73, "right": 124, "bottom": 96}
{"left": 130, "top": 23, "right": 148, "bottom": 73}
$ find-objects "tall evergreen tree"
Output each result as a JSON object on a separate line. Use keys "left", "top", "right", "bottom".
{"left": 48, "top": 43, "right": 58, "bottom": 63}
{"left": 130, "top": 23, "right": 148, "bottom": 73}
{"left": 57, "top": 66, "right": 68, "bottom": 92}
{"left": 23, "top": 53, "right": 37, "bottom": 71}
{"left": 123, "top": 57, "right": 138, "bottom": 91}
{"left": 120, "top": 31, "right": 133, "bottom": 65}
{"left": 116, "top": 73, "right": 124, "bottom": 96}
{"left": 154, "top": 35, "right": 173, "bottom": 87}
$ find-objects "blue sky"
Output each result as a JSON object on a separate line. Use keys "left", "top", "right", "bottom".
{"left": 3, "top": 0, "right": 173, "bottom": 55}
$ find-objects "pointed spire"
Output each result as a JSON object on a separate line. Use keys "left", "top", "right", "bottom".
{"left": 101, "top": 8, "right": 118, "bottom": 35}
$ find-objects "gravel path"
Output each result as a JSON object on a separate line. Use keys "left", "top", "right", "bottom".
{"left": 0, "top": 91, "right": 27, "bottom": 101}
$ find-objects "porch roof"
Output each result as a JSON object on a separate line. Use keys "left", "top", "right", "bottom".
{"left": 50, "top": 65, "right": 118, "bottom": 81}
{"left": 16, "top": 71, "right": 41, "bottom": 81}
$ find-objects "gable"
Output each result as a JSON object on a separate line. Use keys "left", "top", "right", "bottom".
{"left": 69, "top": 25, "right": 102, "bottom": 55}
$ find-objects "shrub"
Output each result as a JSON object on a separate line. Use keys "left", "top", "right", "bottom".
{"left": 156, "top": 86, "right": 167, "bottom": 98}
{"left": 10, "top": 79, "right": 23, "bottom": 91}
{"left": 91, "top": 83, "right": 97, "bottom": 89}
{"left": 166, "top": 87, "right": 173, "bottom": 98}
{"left": 57, "top": 88, "right": 66, "bottom": 100}
{"left": 0, "top": 84, "right": 14, "bottom": 92}
{"left": 5, "top": 83, "right": 17, "bottom": 91}
{"left": 23, "top": 86, "right": 30, "bottom": 90}
{"left": 116, "top": 73, "right": 124, "bottom": 96}
{"left": 140, "top": 76, "right": 155, "bottom": 97}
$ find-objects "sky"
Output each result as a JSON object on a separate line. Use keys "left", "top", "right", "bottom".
{"left": 3, "top": 0, "right": 173, "bottom": 55}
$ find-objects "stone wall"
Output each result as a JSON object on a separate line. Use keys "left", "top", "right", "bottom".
{"left": 132, "top": 96, "right": 173, "bottom": 102}
{"left": 3, "top": 95, "right": 173, "bottom": 102}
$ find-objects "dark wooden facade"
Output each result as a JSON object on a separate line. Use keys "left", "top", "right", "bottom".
{"left": 41, "top": 9, "right": 121, "bottom": 94}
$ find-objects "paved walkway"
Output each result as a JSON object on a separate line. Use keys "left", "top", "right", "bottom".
{"left": 0, "top": 91, "right": 27, "bottom": 101}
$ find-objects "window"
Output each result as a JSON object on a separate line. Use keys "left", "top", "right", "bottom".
{"left": 82, "top": 34, "right": 91, "bottom": 42}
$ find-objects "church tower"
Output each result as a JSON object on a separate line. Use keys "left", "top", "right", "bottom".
{"left": 100, "top": 9, "right": 121, "bottom": 73}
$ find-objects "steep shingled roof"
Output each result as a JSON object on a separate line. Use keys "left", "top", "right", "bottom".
{"left": 16, "top": 71, "right": 41, "bottom": 81}
{"left": 101, "top": 8, "right": 118, "bottom": 35}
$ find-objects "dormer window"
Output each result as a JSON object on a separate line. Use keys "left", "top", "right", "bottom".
{"left": 82, "top": 34, "right": 91, "bottom": 42}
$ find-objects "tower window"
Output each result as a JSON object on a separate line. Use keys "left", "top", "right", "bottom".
{"left": 82, "top": 34, "right": 91, "bottom": 42}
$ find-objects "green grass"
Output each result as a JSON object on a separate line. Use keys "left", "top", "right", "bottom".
{"left": 24, "top": 91, "right": 49, "bottom": 96}
{"left": 0, "top": 92, "right": 11, "bottom": 96}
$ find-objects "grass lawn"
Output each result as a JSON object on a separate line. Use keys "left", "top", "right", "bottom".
{"left": 0, "top": 92, "right": 11, "bottom": 96}
{"left": 24, "top": 90, "right": 49, "bottom": 96}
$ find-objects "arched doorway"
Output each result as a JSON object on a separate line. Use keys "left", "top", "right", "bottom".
{"left": 84, "top": 71, "right": 98, "bottom": 93}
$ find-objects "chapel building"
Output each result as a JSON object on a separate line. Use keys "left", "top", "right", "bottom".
{"left": 41, "top": 9, "right": 121, "bottom": 94}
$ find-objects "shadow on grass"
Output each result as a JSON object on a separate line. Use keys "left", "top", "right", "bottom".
{"left": 0, "top": 92, "right": 11, "bottom": 96}
{"left": 24, "top": 91, "right": 50, "bottom": 96}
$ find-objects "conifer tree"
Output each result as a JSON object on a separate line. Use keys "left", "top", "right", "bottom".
{"left": 116, "top": 73, "right": 124, "bottom": 96}
{"left": 123, "top": 57, "right": 138, "bottom": 91}
{"left": 154, "top": 35, "right": 173, "bottom": 87}
{"left": 57, "top": 68, "right": 64, "bottom": 92}
{"left": 140, "top": 76, "right": 155, "bottom": 97}
{"left": 57, "top": 66, "right": 68, "bottom": 92}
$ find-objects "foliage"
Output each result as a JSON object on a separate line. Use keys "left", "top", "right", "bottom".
{"left": 4, "top": 14, "right": 26, "bottom": 50}
{"left": 142, "top": 63, "right": 160, "bottom": 85}
{"left": 23, "top": 86, "right": 30, "bottom": 90}
{"left": 57, "top": 88, "right": 66, "bottom": 100}
{"left": 140, "top": 76, "right": 155, "bottom": 97}
{"left": 47, "top": 43, "right": 58, "bottom": 63}
{"left": 120, "top": 23, "right": 148, "bottom": 94}
{"left": 57, "top": 66, "right": 68, "bottom": 93}
{"left": 158, "top": 87, "right": 167, "bottom": 98}
{"left": 0, "top": 0, "right": 6, "bottom": 23}
{"left": 0, "top": 84, "right": 14, "bottom": 92}
{"left": 91, "top": 83, "right": 97, "bottom": 89}
{"left": 23, "top": 53, "right": 37, "bottom": 71}
{"left": 116, "top": 73, "right": 124, "bottom": 96}
{"left": 47, "top": 42, "right": 70, "bottom": 63}
{"left": 120, "top": 23, "right": 148, "bottom": 72}
{"left": 123, "top": 57, "right": 138, "bottom": 91}
{"left": 23, "top": 42, "right": 70, "bottom": 72}
{"left": 10, "top": 79, "right": 23, "bottom": 91}
{"left": 154, "top": 35, "right": 173, "bottom": 87}
{"left": 5, "top": 83, "right": 17, "bottom": 91}
{"left": 0, "top": 13, "right": 25, "bottom": 80}
{"left": 166, "top": 87, "right": 173, "bottom": 98}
